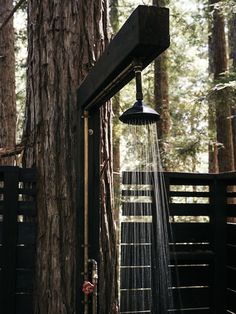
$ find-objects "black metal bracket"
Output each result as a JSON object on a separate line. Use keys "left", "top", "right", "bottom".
{"left": 77, "top": 5, "right": 170, "bottom": 112}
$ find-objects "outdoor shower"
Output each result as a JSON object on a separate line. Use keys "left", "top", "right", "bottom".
{"left": 77, "top": 5, "right": 170, "bottom": 313}
{"left": 119, "top": 62, "right": 160, "bottom": 125}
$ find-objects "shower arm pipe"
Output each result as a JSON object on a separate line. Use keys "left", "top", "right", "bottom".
{"left": 83, "top": 110, "right": 89, "bottom": 314}
{"left": 134, "top": 64, "right": 143, "bottom": 101}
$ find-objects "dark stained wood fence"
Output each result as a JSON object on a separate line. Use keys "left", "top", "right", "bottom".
{"left": 1, "top": 166, "right": 236, "bottom": 313}
{"left": 121, "top": 172, "right": 236, "bottom": 314}
{"left": 223, "top": 173, "right": 236, "bottom": 314}
{"left": 0, "top": 166, "right": 36, "bottom": 314}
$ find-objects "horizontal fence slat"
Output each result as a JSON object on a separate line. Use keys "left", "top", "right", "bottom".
{"left": 227, "top": 267, "right": 236, "bottom": 291}
{"left": 227, "top": 245, "right": 236, "bottom": 268}
{"left": 122, "top": 203, "right": 153, "bottom": 216}
{"left": 172, "top": 287, "right": 210, "bottom": 309}
{"left": 121, "top": 245, "right": 151, "bottom": 266}
{"left": 171, "top": 223, "right": 210, "bottom": 243}
{"left": 170, "top": 191, "right": 209, "bottom": 198}
{"left": 168, "top": 308, "right": 210, "bottom": 313}
{"left": 227, "top": 223, "right": 236, "bottom": 245}
{"left": 170, "top": 250, "right": 214, "bottom": 264}
{"left": 0, "top": 222, "right": 37, "bottom": 245}
{"left": 18, "top": 168, "right": 36, "bottom": 182}
{"left": 1, "top": 202, "right": 36, "bottom": 216}
{"left": 120, "top": 267, "right": 151, "bottom": 289}
{"left": 226, "top": 192, "right": 236, "bottom": 197}
{"left": 171, "top": 265, "right": 211, "bottom": 287}
{"left": 169, "top": 244, "right": 211, "bottom": 253}
{"left": 122, "top": 190, "right": 153, "bottom": 197}
{"left": 122, "top": 172, "right": 153, "bottom": 185}
{"left": 167, "top": 175, "right": 213, "bottom": 186}
{"left": 121, "top": 222, "right": 152, "bottom": 243}
{"left": 227, "top": 205, "right": 236, "bottom": 218}
{"left": 227, "top": 288, "right": 236, "bottom": 313}
{"left": 0, "top": 245, "right": 35, "bottom": 268}
{"left": 18, "top": 202, "right": 36, "bottom": 217}
{"left": 169, "top": 204, "right": 210, "bottom": 216}
{"left": 16, "top": 270, "right": 33, "bottom": 293}
{"left": 18, "top": 223, "right": 36, "bottom": 244}
{"left": 0, "top": 269, "right": 33, "bottom": 293}
{"left": 18, "top": 187, "right": 36, "bottom": 197}
{"left": 15, "top": 293, "right": 33, "bottom": 314}
{"left": 120, "top": 290, "right": 151, "bottom": 311}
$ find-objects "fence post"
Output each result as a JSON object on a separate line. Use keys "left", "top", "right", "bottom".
{"left": 1, "top": 167, "right": 19, "bottom": 314}
{"left": 210, "top": 175, "right": 227, "bottom": 313}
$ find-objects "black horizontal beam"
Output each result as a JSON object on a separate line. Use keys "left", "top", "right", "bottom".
{"left": 77, "top": 5, "right": 169, "bottom": 111}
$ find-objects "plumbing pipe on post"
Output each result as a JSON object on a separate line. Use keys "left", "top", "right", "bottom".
{"left": 84, "top": 110, "right": 89, "bottom": 314}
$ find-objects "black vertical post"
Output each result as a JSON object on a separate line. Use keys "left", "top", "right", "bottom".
{"left": 88, "top": 109, "right": 100, "bottom": 262}
{"left": 210, "top": 175, "right": 227, "bottom": 313}
{"left": 1, "top": 167, "right": 19, "bottom": 314}
{"left": 88, "top": 109, "right": 100, "bottom": 314}
{"left": 76, "top": 106, "right": 86, "bottom": 314}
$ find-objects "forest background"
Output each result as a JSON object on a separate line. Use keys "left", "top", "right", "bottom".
{"left": 0, "top": 0, "right": 236, "bottom": 313}
{"left": 1, "top": 0, "right": 236, "bottom": 174}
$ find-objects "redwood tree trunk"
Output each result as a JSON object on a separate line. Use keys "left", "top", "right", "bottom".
{"left": 208, "top": 0, "right": 234, "bottom": 172}
{"left": 0, "top": 0, "right": 16, "bottom": 165}
{"left": 100, "top": 102, "right": 118, "bottom": 313}
{"left": 110, "top": 0, "right": 120, "bottom": 219}
{"left": 24, "top": 0, "right": 116, "bottom": 313}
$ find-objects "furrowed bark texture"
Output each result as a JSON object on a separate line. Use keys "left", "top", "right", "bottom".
{"left": 208, "top": 0, "right": 234, "bottom": 172}
{"left": 100, "top": 102, "right": 118, "bottom": 313}
{"left": 0, "top": 0, "right": 16, "bottom": 165}
{"left": 23, "top": 0, "right": 116, "bottom": 313}
{"left": 229, "top": 13, "right": 236, "bottom": 166}
{"left": 110, "top": 0, "right": 120, "bottom": 219}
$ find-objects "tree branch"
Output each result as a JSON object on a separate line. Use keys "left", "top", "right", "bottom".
{"left": 0, "top": 0, "right": 27, "bottom": 31}
{"left": 0, "top": 143, "right": 25, "bottom": 158}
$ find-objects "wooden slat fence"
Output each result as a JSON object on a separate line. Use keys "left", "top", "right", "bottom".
{"left": 220, "top": 173, "right": 236, "bottom": 314}
{"left": 0, "top": 166, "right": 36, "bottom": 314}
{"left": 120, "top": 172, "right": 234, "bottom": 314}
{"left": 0, "top": 166, "right": 236, "bottom": 313}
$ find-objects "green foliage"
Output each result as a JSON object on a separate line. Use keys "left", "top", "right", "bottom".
{"left": 111, "top": 0, "right": 213, "bottom": 172}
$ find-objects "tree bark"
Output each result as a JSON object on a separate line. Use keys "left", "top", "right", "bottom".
{"left": 100, "top": 102, "right": 118, "bottom": 313}
{"left": 109, "top": 0, "right": 120, "bottom": 221}
{"left": 23, "top": 0, "right": 116, "bottom": 313}
{"left": 208, "top": 0, "right": 234, "bottom": 172}
{"left": 0, "top": 0, "right": 16, "bottom": 165}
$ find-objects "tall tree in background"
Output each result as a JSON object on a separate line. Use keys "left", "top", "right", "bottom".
{"left": 23, "top": 0, "right": 116, "bottom": 313}
{"left": 208, "top": 0, "right": 234, "bottom": 172}
{"left": 228, "top": 12, "right": 236, "bottom": 166}
{"left": 0, "top": 0, "right": 16, "bottom": 165}
{"left": 109, "top": 0, "right": 121, "bottom": 217}
{"left": 153, "top": 0, "right": 171, "bottom": 171}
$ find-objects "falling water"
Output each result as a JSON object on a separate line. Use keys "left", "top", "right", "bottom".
{"left": 120, "top": 121, "right": 173, "bottom": 313}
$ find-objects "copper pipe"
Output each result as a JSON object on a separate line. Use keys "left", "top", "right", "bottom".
{"left": 84, "top": 110, "right": 89, "bottom": 314}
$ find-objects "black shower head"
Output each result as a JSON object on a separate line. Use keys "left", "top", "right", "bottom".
{"left": 119, "top": 61, "right": 159, "bottom": 125}
{"left": 119, "top": 100, "right": 160, "bottom": 125}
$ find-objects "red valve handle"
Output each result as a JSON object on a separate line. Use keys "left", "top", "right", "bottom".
{"left": 82, "top": 281, "right": 95, "bottom": 295}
